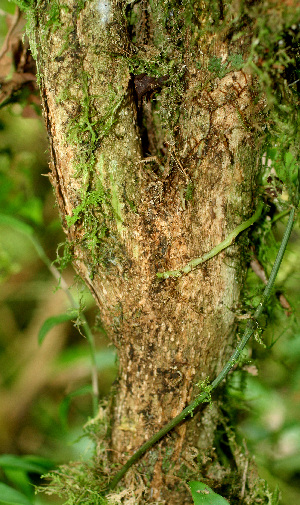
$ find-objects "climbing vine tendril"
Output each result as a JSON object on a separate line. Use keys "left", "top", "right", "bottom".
{"left": 108, "top": 205, "right": 296, "bottom": 491}
{"left": 157, "top": 201, "right": 264, "bottom": 279}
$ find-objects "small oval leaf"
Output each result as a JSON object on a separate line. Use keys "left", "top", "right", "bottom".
{"left": 38, "top": 311, "right": 78, "bottom": 345}
{"left": 189, "top": 481, "right": 230, "bottom": 505}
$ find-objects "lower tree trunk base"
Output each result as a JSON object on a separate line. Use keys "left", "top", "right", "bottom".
{"left": 39, "top": 398, "right": 279, "bottom": 505}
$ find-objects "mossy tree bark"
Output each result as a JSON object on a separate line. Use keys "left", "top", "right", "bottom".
{"left": 32, "top": 1, "right": 270, "bottom": 503}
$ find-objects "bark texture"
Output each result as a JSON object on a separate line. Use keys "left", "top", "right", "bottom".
{"left": 32, "top": 1, "right": 264, "bottom": 502}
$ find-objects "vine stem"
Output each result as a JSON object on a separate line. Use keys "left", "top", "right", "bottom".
{"left": 108, "top": 206, "right": 295, "bottom": 491}
{"left": 156, "top": 201, "right": 264, "bottom": 279}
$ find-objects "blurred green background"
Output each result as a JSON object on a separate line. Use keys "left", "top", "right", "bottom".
{"left": 0, "top": 4, "right": 299, "bottom": 505}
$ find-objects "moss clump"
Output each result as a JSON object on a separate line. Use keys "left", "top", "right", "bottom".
{"left": 66, "top": 184, "right": 111, "bottom": 256}
{"left": 40, "top": 460, "right": 110, "bottom": 504}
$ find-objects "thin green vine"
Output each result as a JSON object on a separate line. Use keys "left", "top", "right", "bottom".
{"left": 157, "top": 201, "right": 264, "bottom": 279}
{"left": 108, "top": 205, "right": 296, "bottom": 491}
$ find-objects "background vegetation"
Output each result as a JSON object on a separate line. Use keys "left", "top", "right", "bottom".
{"left": 0, "top": 2, "right": 299, "bottom": 504}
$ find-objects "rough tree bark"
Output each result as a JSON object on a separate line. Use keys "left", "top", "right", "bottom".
{"left": 28, "top": 0, "right": 287, "bottom": 503}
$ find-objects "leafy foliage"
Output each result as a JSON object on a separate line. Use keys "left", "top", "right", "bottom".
{"left": 248, "top": 4, "right": 300, "bottom": 209}
{"left": 0, "top": 455, "right": 54, "bottom": 475}
{"left": 0, "top": 482, "right": 33, "bottom": 505}
{"left": 189, "top": 481, "right": 230, "bottom": 505}
{"left": 38, "top": 311, "right": 79, "bottom": 345}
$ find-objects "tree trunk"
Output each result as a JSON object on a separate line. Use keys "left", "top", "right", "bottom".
{"left": 32, "top": 1, "right": 266, "bottom": 502}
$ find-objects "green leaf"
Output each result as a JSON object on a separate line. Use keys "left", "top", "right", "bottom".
{"left": 189, "top": 482, "right": 230, "bottom": 505}
{"left": 265, "top": 147, "right": 278, "bottom": 161}
{"left": 38, "top": 311, "right": 78, "bottom": 345}
{"left": 59, "top": 385, "right": 93, "bottom": 429}
{"left": 1, "top": 469, "right": 31, "bottom": 496}
{"left": 0, "top": 483, "right": 33, "bottom": 505}
{"left": 0, "top": 455, "right": 54, "bottom": 474}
